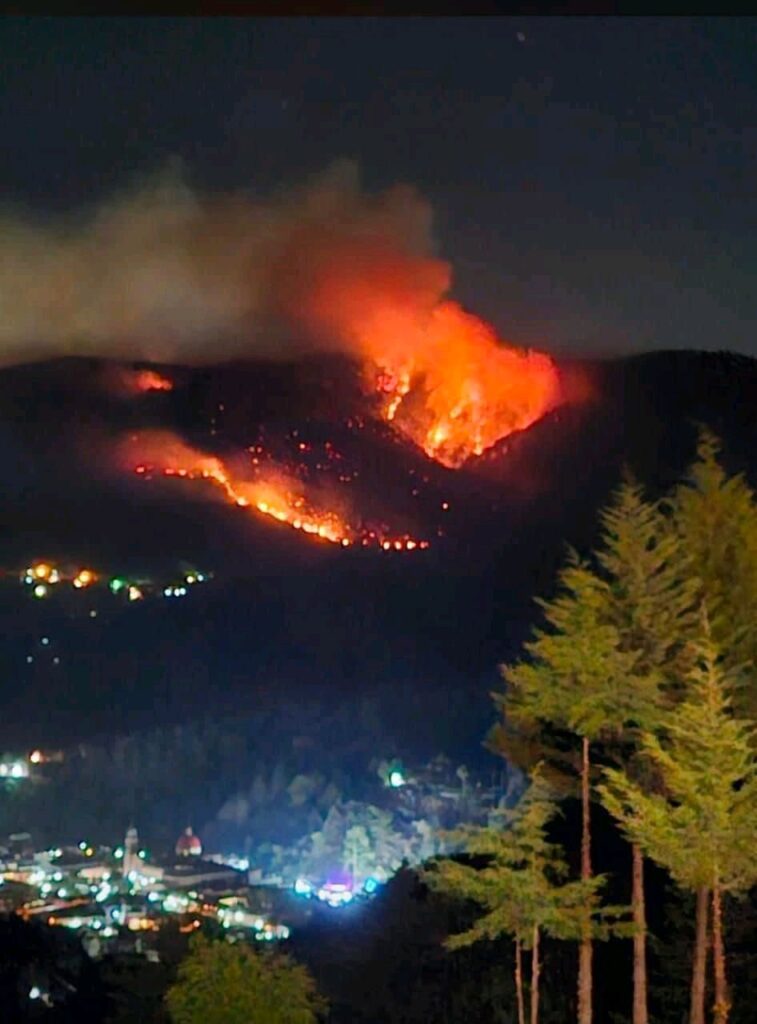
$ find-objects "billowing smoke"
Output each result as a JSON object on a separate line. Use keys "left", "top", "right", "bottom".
{"left": 0, "top": 160, "right": 443, "bottom": 364}
{"left": 1, "top": 160, "right": 559, "bottom": 466}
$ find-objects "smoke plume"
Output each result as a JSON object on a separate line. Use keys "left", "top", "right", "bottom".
{"left": 0, "top": 160, "right": 445, "bottom": 365}
{"left": 1, "top": 160, "right": 559, "bottom": 466}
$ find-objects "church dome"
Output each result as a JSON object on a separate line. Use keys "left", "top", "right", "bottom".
{"left": 175, "top": 826, "right": 202, "bottom": 857}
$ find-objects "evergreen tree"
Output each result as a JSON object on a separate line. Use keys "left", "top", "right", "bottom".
{"left": 599, "top": 617, "right": 757, "bottom": 1024}
{"left": 164, "top": 935, "right": 325, "bottom": 1024}
{"left": 425, "top": 770, "right": 604, "bottom": 1024}
{"left": 497, "top": 479, "right": 698, "bottom": 1024}
{"left": 671, "top": 428, "right": 757, "bottom": 718}
{"left": 593, "top": 479, "right": 698, "bottom": 1024}
{"left": 501, "top": 555, "right": 644, "bottom": 1024}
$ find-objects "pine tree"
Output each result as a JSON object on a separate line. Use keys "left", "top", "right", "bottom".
{"left": 594, "top": 479, "right": 698, "bottom": 1024}
{"left": 496, "top": 479, "right": 698, "bottom": 1024}
{"left": 501, "top": 553, "right": 651, "bottom": 1024}
{"left": 599, "top": 617, "right": 757, "bottom": 1024}
{"left": 667, "top": 429, "right": 757, "bottom": 1022}
{"left": 425, "top": 771, "right": 603, "bottom": 1024}
{"left": 671, "top": 428, "right": 757, "bottom": 718}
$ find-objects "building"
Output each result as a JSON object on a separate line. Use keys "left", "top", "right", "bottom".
{"left": 175, "top": 827, "right": 202, "bottom": 858}
{"left": 122, "top": 826, "right": 140, "bottom": 879}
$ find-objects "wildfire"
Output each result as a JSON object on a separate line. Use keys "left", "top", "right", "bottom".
{"left": 128, "top": 433, "right": 429, "bottom": 552}
{"left": 135, "top": 369, "right": 173, "bottom": 392}
{"left": 295, "top": 241, "right": 560, "bottom": 468}
{"left": 362, "top": 304, "right": 559, "bottom": 468}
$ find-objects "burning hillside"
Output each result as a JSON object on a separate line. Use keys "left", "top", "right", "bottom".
{"left": 0, "top": 162, "right": 560, "bottom": 469}
{"left": 123, "top": 431, "right": 430, "bottom": 551}
{"left": 366, "top": 302, "right": 558, "bottom": 467}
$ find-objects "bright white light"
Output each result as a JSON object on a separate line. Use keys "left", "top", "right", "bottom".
{"left": 11, "top": 762, "right": 28, "bottom": 778}
{"left": 114, "top": 847, "right": 124, "bottom": 859}
{"left": 33, "top": 584, "right": 48, "bottom": 599}
{"left": 389, "top": 770, "right": 405, "bottom": 788}
{"left": 79, "top": 841, "right": 87, "bottom": 851}
{"left": 57, "top": 888, "right": 67, "bottom": 898}
{"left": 294, "top": 877, "right": 312, "bottom": 896}
{"left": 29, "top": 986, "right": 41, "bottom": 1000}
{"left": 95, "top": 883, "right": 112, "bottom": 903}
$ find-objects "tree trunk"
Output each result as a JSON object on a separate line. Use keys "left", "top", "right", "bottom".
{"left": 689, "top": 886, "right": 709, "bottom": 1024}
{"left": 578, "top": 735, "right": 593, "bottom": 1024}
{"left": 632, "top": 843, "right": 648, "bottom": 1024}
{"left": 711, "top": 880, "right": 730, "bottom": 1024}
{"left": 531, "top": 924, "right": 541, "bottom": 1024}
{"left": 515, "top": 936, "right": 526, "bottom": 1024}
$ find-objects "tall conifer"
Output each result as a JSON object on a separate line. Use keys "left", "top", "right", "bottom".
{"left": 600, "top": 617, "right": 757, "bottom": 1024}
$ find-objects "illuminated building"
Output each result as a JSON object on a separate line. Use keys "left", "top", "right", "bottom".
{"left": 122, "top": 825, "right": 140, "bottom": 879}
{"left": 175, "top": 826, "right": 202, "bottom": 858}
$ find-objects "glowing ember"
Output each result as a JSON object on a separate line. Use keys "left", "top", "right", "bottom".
{"left": 135, "top": 369, "right": 173, "bottom": 392}
{"left": 127, "top": 433, "right": 429, "bottom": 551}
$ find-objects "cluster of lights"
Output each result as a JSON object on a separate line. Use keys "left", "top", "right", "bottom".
{"left": 316, "top": 882, "right": 354, "bottom": 908}
{"left": 16, "top": 562, "right": 210, "bottom": 604}
{"left": 21, "top": 562, "right": 99, "bottom": 597}
{"left": 293, "top": 876, "right": 381, "bottom": 906}
{"left": 9, "top": 835, "right": 296, "bottom": 951}
{"left": 109, "top": 578, "right": 143, "bottom": 601}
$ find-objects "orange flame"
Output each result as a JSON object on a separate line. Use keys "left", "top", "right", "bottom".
{"left": 365, "top": 302, "right": 559, "bottom": 467}
{"left": 288, "top": 238, "right": 560, "bottom": 468}
{"left": 126, "top": 433, "right": 428, "bottom": 551}
{"left": 135, "top": 369, "right": 173, "bottom": 392}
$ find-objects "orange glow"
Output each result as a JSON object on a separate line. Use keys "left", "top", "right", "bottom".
{"left": 135, "top": 369, "right": 173, "bottom": 392}
{"left": 290, "top": 237, "right": 560, "bottom": 467}
{"left": 359, "top": 303, "right": 559, "bottom": 467}
{"left": 126, "top": 432, "right": 429, "bottom": 551}
{"left": 72, "top": 568, "right": 97, "bottom": 589}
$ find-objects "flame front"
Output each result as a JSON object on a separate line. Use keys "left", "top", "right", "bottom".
{"left": 127, "top": 433, "right": 428, "bottom": 551}
{"left": 135, "top": 369, "right": 174, "bottom": 392}
{"left": 366, "top": 302, "right": 559, "bottom": 468}
{"left": 295, "top": 245, "right": 560, "bottom": 469}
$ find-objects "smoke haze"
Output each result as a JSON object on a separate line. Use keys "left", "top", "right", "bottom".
{"left": 0, "top": 160, "right": 447, "bottom": 367}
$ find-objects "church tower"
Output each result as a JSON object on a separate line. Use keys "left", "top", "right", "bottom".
{"left": 122, "top": 824, "right": 140, "bottom": 878}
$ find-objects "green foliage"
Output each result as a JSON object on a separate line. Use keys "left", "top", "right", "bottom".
{"left": 164, "top": 935, "right": 326, "bottom": 1024}
{"left": 671, "top": 428, "right": 757, "bottom": 717}
{"left": 596, "top": 477, "right": 699, "bottom": 687}
{"left": 424, "top": 771, "right": 606, "bottom": 949}
{"left": 599, "top": 619, "right": 757, "bottom": 895}
{"left": 496, "top": 479, "right": 698, "bottom": 785}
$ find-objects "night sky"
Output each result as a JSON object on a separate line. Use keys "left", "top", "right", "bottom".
{"left": 2, "top": 16, "right": 756, "bottom": 357}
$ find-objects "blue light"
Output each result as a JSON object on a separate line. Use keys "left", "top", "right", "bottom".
{"left": 364, "top": 877, "right": 379, "bottom": 895}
